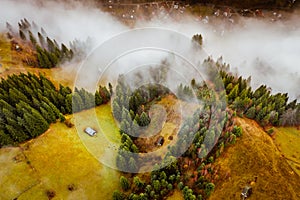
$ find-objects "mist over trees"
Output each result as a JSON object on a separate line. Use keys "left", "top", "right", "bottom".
{"left": 7, "top": 19, "right": 75, "bottom": 68}
{"left": 202, "top": 56, "right": 300, "bottom": 127}
{"left": 113, "top": 58, "right": 246, "bottom": 199}
{"left": 113, "top": 54, "right": 300, "bottom": 199}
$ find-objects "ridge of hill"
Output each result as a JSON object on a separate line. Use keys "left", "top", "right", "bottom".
{"left": 209, "top": 117, "right": 300, "bottom": 200}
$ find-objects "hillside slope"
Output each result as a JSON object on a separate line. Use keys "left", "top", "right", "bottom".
{"left": 273, "top": 126, "right": 300, "bottom": 177}
{"left": 209, "top": 117, "right": 300, "bottom": 200}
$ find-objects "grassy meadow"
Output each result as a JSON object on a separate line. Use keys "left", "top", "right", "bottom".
{"left": 209, "top": 118, "right": 300, "bottom": 200}
{"left": 0, "top": 104, "right": 121, "bottom": 200}
{"left": 273, "top": 127, "right": 300, "bottom": 176}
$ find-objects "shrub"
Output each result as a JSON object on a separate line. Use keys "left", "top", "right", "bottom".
{"left": 46, "top": 189, "right": 56, "bottom": 199}
{"left": 267, "top": 128, "right": 274, "bottom": 135}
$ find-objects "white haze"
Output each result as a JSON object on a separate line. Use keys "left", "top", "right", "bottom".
{"left": 1, "top": 0, "right": 300, "bottom": 100}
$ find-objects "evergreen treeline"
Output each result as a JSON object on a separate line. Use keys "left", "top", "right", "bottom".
{"left": 176, "top": 56, "right": 300, "bottom": 127}
{"left": 114, "top": 157, "right": 180, "bottom": 200}
{"left": 35, "top": 38, "right": 73, "bottom": 68}
{"left": 114, "top": 75, "right": 142, "bottom": 172}
{"left": 214, "top": 58, "right": 300, "bottom": 127}
{"left": 113, "top": 72, "right": 239, "bottom": 199}
{"left": 113, "top": 106, "right": 239, "bottom": 200}
{"left": 7, "top": 18, "right": 74, "bottom": 68}
{"left": 0, "top": 73, "right": 110, "bottom": 147}
{"left": 114, "top": 75, "right": 170, "bottom": 171}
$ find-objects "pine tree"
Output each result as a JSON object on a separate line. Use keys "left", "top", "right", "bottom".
{"left": 58, "top": 113, "right": 65, "bottom": 122}
{"left": 116, "top": 155, "right": 126, "bottom": 170}
{"left": 6, "top": 22, "right": 13, "bottom": 32}
{"left": 65, "top": 94, "right": 72, "bottom": 114}
{"left": 2, "top": 108, "right": 17, "bottom": 125}
{"left": 205, "top": 183, "right": 215, "bottom": 197}
{"left": 47, "top": 37, "right": 55, "bottom": 52}
{"left": 109, "top": 83, "right": 113, "bottom": 95}
{"left": 0, "top": 99, "right": 15, "bottom": 112}
{"left": 133, "top": 176, "right": 144, "bottom": 188}
{"left": 28, "top": 31, "right": 37, "bottom": 46}
{"left": 131, "top": 119, "right": 139, "bottom": 137}
{"left": 19, "top": 30, "right": 26, "bottom": 40}
{"left": 41, "top": 51, "right": 52, "bottom": 68}
{"left": 40, "top": 102, "right": 56, "bottom": 123}
{"left": 227, "top": 84, "right": 239, "bottom": 103}
{"left": 121, "top": 107, "right": 132, "bottom": 124}
{"left": 36, "top": 46, "right": 46, "bottom": 68}
{"left": 6, "top": 124, "right": 28, "bottom": 142}
{"left": 23, "top": 108, "right": 49, "bottom": 138}
{"left": 81, "top": 89, "right": 95, "bottom": 109}
{"left": 9, "top": 88, "right": 30, "bottom": 105}
{"left": 192, "top": 34, "right": 203, "bottom": 46}
{"left": 205, "top": 130, "right": 215, "bottom": 148}
{"left": 0, "top": 130, "right": 14, "bottom": 147}
{"left": 72, "top": 92, "right": 84, "bottom": 113}
{"left": 95, "top": 91, "right": 103, "bottom": 106}
{"left": 120, "top": 176, "right": 130, "bottom": 191}
{"left": 38, "top": 32, "right": 46, "bottom": 48}
{"left": 129, "top": 157, "right": 138, "bottom": 172}
{"left": 40, "top": 107, "right": 53, "bottom": 123}
{"left": 59, "top": 85, "right": 71, "bottom": 96}
{"left": 153, "top": 180, "right": 161, "bottom": 192}
{"left": 139, "top": 112, "right": 150, "bottom": 126}
{"left": 41, "top": 27, "right": 47, "bottom": 36}
{"left": 131, "top": 143, "right": 139, "bottom": 153}
{"left": 48, "top": 52, "right": 59, "bottom": 67}
{"left": 112, "top": 190, "right": 125, "bottom": 200}
{"left": 112, "top": 101, "right": 121, "bottom": 121}
{"left": 120, "top": 121, "right": 131, "bottom": 134}
{"left": 99, "top": 86, "right": 111, "bottom": 103}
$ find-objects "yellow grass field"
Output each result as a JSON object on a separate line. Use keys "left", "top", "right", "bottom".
{"left": 0, "top": 34, "right": 14, "bottom": 73}
{"left": 167, "top": 189, "right": 184, "bottom": 200}
{"left": 273, "top": 127, "right": 300, "bottom": 176}
{"left": 209, "top": 118, "right": 300, "bottom": 200}
{"left": 0, "top": 104, "right": 122, "bottom": 200}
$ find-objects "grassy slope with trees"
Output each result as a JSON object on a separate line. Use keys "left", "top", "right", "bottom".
{"left": 210, "top": 117, "right": 300, "bottom": 200}
{"left": 1, "top": 18, "right": 300, "bottom": 200}
{"left": 111, "top": 51, "right": 300, "bottom": 200}
{"left": 7, "top": 19, "right": 74, "bottom": 69}
{"left": 0, "top": 20, "right": 113, "bottom": 147}
{"left": 0, "top": 104, "right": 121, "bottom": 200}
{"left": 0, "top": 72, "right": 111, "bottom": 147}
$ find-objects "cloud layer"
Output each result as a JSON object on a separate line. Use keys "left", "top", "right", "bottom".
{"left": 1, "top": 0, "right": 300, "bottom": 99}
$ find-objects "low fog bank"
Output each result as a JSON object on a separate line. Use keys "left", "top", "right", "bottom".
{"left": 0, "top": 0, "right": 128, "bottom": 47}
{"left": 1, "top": 0, "right": 300, "bottom": 99}
{"left": 139, "top": 17, "right": 300, "bottom": 100}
